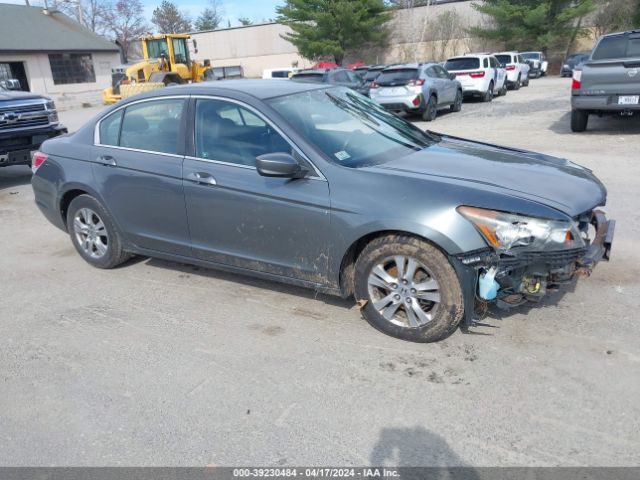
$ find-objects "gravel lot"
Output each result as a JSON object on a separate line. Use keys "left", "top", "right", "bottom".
{"left": 1, "top": 77, "right": 639, "bottom": 467}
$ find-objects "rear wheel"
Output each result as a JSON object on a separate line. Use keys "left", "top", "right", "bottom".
{"left": 354, "top": 236, "right": 464, "bottom": 343}
{"left": 482, "top": 81, "right": 494, "bottom": 102}
{"left": 499, "top": 81, "right": 508, "bottom": 96}
{"left": 450, "top": 90, "right": 463, "bottom": 112}
{"left": 512, "top": 75, "right": 521, "bottom": 90}
{"left": 422, "top": 95, "right": 438, "bottom": 121}
{"left": 571, "top": 109, "right": 589, "bottom": 132}
{"left": 523, "top": 75, "right": 530, "bottom": 87}
{"left": 66, "top": 195, "right": 131, "bottom": 269}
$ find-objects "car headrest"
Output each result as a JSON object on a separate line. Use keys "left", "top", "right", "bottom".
{"left": 122, "top": 114, "right": 148, "bottom": 133}
{"left": 159, "top": 117, "right": 180, "bottom": 134}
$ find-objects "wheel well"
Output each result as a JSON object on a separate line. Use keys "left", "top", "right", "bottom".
{"left": 338, "top": 230, "right": 448, "bottom": 297}
{"left": 59, "top": 189, "right": 88, "bottom": 227}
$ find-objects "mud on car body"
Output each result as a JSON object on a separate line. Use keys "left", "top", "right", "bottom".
{"left": 31, "top": 81, "right": 614, "bottom": 343}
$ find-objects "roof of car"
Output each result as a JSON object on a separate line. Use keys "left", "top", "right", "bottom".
{"left": 601, "top": 29, "right": 640, "bottom": 37}
{"left": 493, "top": 51, "right": 519, "bottom": 55}
{"left": 141, "top": 79, "right": 330, "bottom": 100}
{"left": 383, "top": 63, "right": 422, "bottom": 70}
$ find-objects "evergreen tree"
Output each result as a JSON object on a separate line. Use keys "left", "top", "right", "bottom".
{"left": 276, "top": 0, "right": 392, "bottom": 65}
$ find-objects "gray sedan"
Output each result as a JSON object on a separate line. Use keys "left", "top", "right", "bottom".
{"left": 31, "top": 80, "right": 614, "bottom": 342}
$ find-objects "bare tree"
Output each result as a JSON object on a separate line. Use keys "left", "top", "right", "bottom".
{"left": 49, "top": 0, "right": 112, "bottom": 35}
{"left": 423, "top": 9, "right": 468, "bottom": 61}
{"left": 592, "top": 0, "right": 638, "bottom": 38}
{"left": 107, "top": 0, "right": 150, "bottom": 62}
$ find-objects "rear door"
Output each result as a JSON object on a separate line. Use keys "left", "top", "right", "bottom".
{"left": 582, "top": 33, "right": 640, "bottom": 97}
{"left": 92, "top": 97, "right": 191, "bottom": 257}
{"left": 182, "top": 97, "right": 331, "bottom": 283}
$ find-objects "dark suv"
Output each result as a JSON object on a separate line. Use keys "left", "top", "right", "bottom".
{"left": 0, "top": 85, "right": 67, "bottom": 168}
{"left": 290, "top": 68, "right": 364, "bottom": 92}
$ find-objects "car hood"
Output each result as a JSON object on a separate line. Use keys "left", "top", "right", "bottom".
{"left": 0, "top": 90, "right": 48, "bottom": 101}
{"left": 368, "top": 134, "right": 606, "bottom": 217}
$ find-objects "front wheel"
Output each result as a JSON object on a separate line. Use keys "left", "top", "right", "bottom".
{"left": 450, "top": 90, "right": 463, "bottom": 112}
{"left": 523, "top": 75, "right": 530, "bottom": 87}
{"left": 422, "top": 95, "right": 438, "bottom": 121}
{"left": 499, "top": 81, "right": 508, "bottom": 96}
{"left": 513, "top": 75, "right": 521, "bottom": 90}
{"left": 571, "top": 109, "right": 589, "bottom": 132}
{"left": 66, "top": 194, "right": 132, "bottom": 269}
{"left": 354, "top": 235, "right": 464, "bottom": 343}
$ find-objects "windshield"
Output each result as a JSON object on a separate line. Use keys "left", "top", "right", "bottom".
{"left": 376, "top": 69, "right": 418, "bottom": 86}
{"left": 495, "top": 54, "right": 512, "bottom": 64}
{"left": 522, "top": 53, "right": 540, "bottom": 60}
{"left": 444, "top": 58, "right": 479, "bottom": 70}
{"left": 267, "top": 88, "right": 438, "bottom": 168}
{"left": 291, "top": 73, "right": 325, "bottom": 83}
{"left": 592, "top": 34, "right": 640, "bottom": 60}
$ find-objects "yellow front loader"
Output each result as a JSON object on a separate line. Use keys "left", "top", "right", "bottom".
{"left": 102, "top": 34, "right": 213, "bottom": 104}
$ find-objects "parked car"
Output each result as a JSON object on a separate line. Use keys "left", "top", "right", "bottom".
{"left": 369, "top": 63, "right": 463, "bottom": 121}
{"left": 444, "top": 54, "right": 507, "bottom": 101}
{"left": 31, "top": 80, "right": 614, "bottom": 342}
{"left": 493, "top": 52, "right": 531, "bottom": 89}
{"left": 0, "top": 85, "right": 67, "bottom": 168}
{"left": 521, "top": 51, "right": 548, "bottom": 78}
{"left": 262, "top": 67, "right": 299, "bottom": 79}
{"left": 290, "top": 68, "right": 363, "bottom": 91}
{"left": 571, "top": 30, "right": 640, "bottom": 132}
{"left": 355, "top": 65, "right": 387, "bottom": 96}
{"left": 561, "top": 52, "right": 591, "bottom": 77}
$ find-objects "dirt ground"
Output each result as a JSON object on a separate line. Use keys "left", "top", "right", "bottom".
{"left": 1, "top": 77, "right": 639, "bottom": 466}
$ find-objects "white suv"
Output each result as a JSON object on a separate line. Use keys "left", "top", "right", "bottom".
{"left": 443, "top": 54, "right": 507, "bottom": 102}
{"left": 493, "top": 52, "right": 530, "bottom": 90}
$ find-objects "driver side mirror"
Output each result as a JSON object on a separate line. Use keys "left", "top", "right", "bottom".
{"left": 256, "top": 153, "right": 308, "bottom": 178}
{"left": 449, "top": 73, "right": 456, "bottom": 80}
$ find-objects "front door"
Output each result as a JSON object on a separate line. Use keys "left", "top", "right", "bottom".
{"left": 92, "top": 97, "right": 191, "bottom": 257}
{"left": 183, "top": 97, "right": 331, "bottom": 283}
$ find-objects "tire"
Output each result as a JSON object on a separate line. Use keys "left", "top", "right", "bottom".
{"left": 354, "top": 235, "right": 464, "bottom": 343}
{"left": 513, "top": 75, "right": 521, "bottom": 90}
{"left": 450, "top": 90, "right": 463, "bottom": 112}
{"left": 523, "top": 75, "right": 530, "bottom": 87}
{"left": 482, "top": 81, "right": 494, "bottom": 102}
{"left": 422, "top": 95, "right": 438, "bottom": 121}
{"left": 499, "top": 82, "right": 508, "bottom": 96}
{"left": 571, "top": 109, "right": 589, "bottom": 132}
{"left": 66, "top": 195, "right": 132, "bottom": 269}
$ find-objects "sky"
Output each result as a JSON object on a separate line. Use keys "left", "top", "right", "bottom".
{"left": 2, "top": 0, "right": 283, "bottom": 28}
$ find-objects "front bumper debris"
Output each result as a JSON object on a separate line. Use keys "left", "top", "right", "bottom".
{"left": 456, "top": 210, "right": 615, "bottom": 316}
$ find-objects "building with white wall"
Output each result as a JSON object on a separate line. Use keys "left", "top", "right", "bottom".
{"left": 0, "top": 4, "right": 121, "bottom": 110}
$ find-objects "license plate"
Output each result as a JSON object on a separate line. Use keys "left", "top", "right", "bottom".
{"left": 618, "top": 95, "right": 639, "bottom": 105}
{"left": 382, "top": 87, "right": 405, "bottom": 96}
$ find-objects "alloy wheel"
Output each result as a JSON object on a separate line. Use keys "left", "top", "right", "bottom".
{"left": 73, "top": 208, "right": 109, "bottom": 259}
{"left": 367, "top": 255, "right": 441, "bottom": 328}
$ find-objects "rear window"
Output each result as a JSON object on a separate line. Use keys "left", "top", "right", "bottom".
{"left": 444, "top": 58, "right": 480, "bottom": 70}
{"left": 364, "top": 70, "right": 382, "bottom": 81}
{"left": 593, "top": 34, "right": 640, "bottom": 60}
{"left": 522, "top": 53, "right": 540, "bottom": 60}
{"left": 376, "top": 69, "right": 418, "bottom": 85}
{"left": 291, "top": 73, "right": 324, "bottom": 83}
{"left": 271, "top": 70, "right": 290, "bottom": 78}
{"left": 495, "top": 55, "right": 512, "bottom": 64}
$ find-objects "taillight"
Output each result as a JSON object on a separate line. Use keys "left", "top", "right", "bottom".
{"left": 408, "top": 79, "right": 425, "bottom": 86}
{"left": 572, "top": 70, "right": 582, "bottom": 90}
{"left": 469, "top": 71, "right": 485, "bottom": 78}
{"left": 505, "top": 65, "right": 516, "bottom": 71}
{"left": 31, "top": 151, "right": 48, "bottom": 173}
{"left": 370, "top": 82, "right": 379, "bottom": 89}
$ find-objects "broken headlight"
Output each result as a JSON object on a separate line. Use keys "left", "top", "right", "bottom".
{"left": 457, "top": 206, "right": 585, "bottom": 253}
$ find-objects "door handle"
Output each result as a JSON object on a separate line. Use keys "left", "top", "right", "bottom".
{"left": 186, "top": 172, "right": 217, "bottom": 186}
{"left": 96, "top": 155, "right": 117, "bottom": 167}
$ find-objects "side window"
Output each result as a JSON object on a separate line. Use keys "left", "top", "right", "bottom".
{"left": 346, "top": 71, "right": 361, "bottom": 83}
{"left": 489, "top": 57, "right": 497, "bottom": 68}
{"left": 435, "top": 66, "right": 450, "bottom": 78}
{"left": 483, "top": 58, "right": 489, "bottom": 68}
{"left": 194, "top": 99, "right": 293, "bottom": 167}
{"left": 426, "top": 66, "right": 438, "bottom": 78}
{"left": 119, "top": 99, "right": 185, "bottom": 155}
{"left": 99, "top": 110, "right": 123, "bottom": 146}
{"left": 332, "top": 71, "right": 350, "bottom": 83}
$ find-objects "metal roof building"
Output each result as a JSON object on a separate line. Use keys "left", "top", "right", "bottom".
{"left": 0, "top": 4, "right": 120, "bottom": 109}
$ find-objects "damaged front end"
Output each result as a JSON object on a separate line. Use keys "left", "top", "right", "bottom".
{"left": 454, "top": 207, "right": 615, "bottom": 322}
